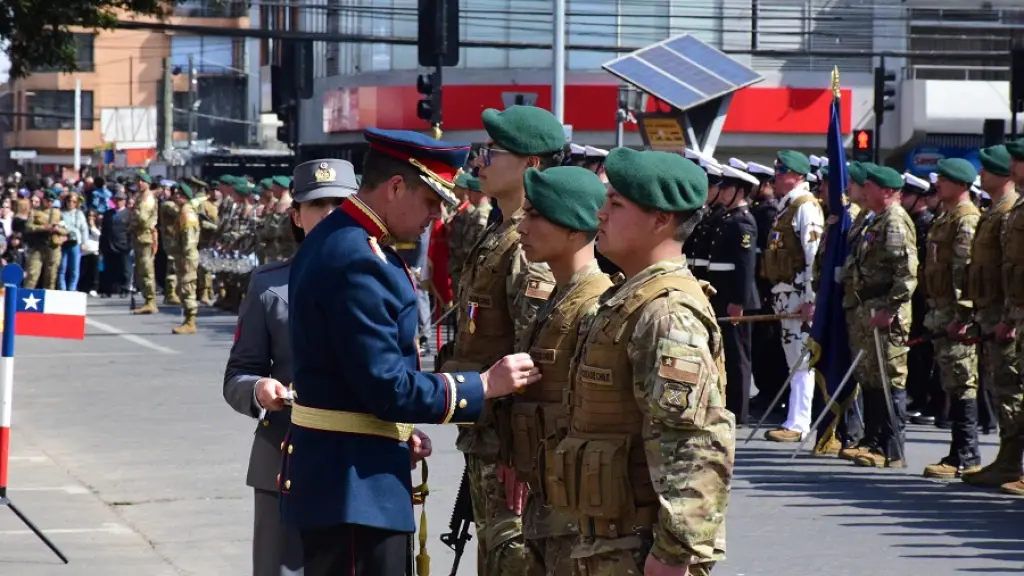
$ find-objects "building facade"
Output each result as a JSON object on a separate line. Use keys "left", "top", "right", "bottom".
{"left": 3, "top": 1, "right": 254, "bottom": 175}
{"left": 296, "top": 0, "right": 1020, "bottom": 172}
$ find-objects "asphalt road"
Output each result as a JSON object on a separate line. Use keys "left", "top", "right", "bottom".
{"left": 0, "top": 297, "right": 1021, "bottom": 575}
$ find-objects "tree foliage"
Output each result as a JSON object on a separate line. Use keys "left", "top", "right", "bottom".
{"left": 1, "top": 0, "right": 175, "bottom": 79}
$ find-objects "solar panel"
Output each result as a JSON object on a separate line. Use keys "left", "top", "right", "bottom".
{"left": 603, "top": 34, "right": 764, "bottom": 113}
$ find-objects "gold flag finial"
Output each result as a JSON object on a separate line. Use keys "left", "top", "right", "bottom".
{"left": 830, "top": 66, "right": 840, "bottom": 99}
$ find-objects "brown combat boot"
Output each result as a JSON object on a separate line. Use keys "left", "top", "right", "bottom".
{"left": 172, "top": 317, "right": 197, "bottom": 335}
{"left": 164, "top": 294, "right": 181, "bottom": 306}
{"left": 962, "top": 440, "right": 1024, "bottom": 488}
{"left": 815, "top": 438, "right": 842, "bottom": 456}
{"left": 999, "top": 477, "right": 1024, "bottom": 496}
{"left": 765, "top": 428, "right": 803, "bottom": 443}
{"left": 923, "top": 458, "right": 981, "bottom": 479}
{"left": 853, "top": 449, "right": 906, "bottom": 469}
{"left": 131, "top": 299, "right": 158, "bottom": 315}
{"left": 838, "top": 445, "right": 870, "bottom": 462}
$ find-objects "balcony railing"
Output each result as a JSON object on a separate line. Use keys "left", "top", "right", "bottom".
{"left": 907, "top": 64, "right": 1010, "bottom": 82}
{"left": 174, "top": 0, "right": 247, "bottom": 19}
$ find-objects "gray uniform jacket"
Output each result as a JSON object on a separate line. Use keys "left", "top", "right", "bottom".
{"left": 223, "top": 259, "right": 292, "bottom": 492}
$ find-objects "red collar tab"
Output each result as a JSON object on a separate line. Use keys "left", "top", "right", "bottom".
{"left": 369, "top": 142, "right": 458, "bottom": 187}
{"left": 341, "top": 196, "right": 392, "bottom": 244}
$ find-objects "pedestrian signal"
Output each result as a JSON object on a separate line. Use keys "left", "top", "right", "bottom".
{"left": 852, "top": 129, "right": 873, "bottom": 162}
{"left": 855, "top": 130, "right": 871, "bottom": 150}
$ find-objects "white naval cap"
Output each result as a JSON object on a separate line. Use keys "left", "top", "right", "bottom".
{"left": 971, "top": 177, "right": 984, "bottom": 197}
{"left": 903, "top": 172, "right": 929, "bottom": 192}
{"left": 728, "top": 157, "right": 748, "bottom": 171}
{"left": 820, "top": 157, "right": 830, "bottom": 167}
{"left": 721, "top": 164, "right": 760, "bottom": 186}
{"left": 807, "top": 172, "right": 819, "bottom": 183}
{"left": 700, "top": 157, "right": 723, "bottom": 178}
{"left": 977, "top": 189, "right": 991, "bottom": 200}
{"left": 569, "top": 143, "right": 586, "bottom": 156}
{"left": 747, "top": 162, "right": 773, "bottom": 177}
{"left": 809, "top": 154, "right": 821, "bottom": 167}
{"left": 929, "top": 172, "right": 938, "bottom": 185}
{"left": 584, "top": 145, "right": 609, "bottom": 158}
{"left": 683, "top": 148, "right": 700, "bottom": 160}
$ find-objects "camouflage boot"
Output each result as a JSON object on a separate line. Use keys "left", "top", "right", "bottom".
{"left": 962, "top": 439, "right": 1022, "bottom": 488}
{"left": 132, "top": 299, "right": 158, "bottom": 315}
{"left": 172, "top": 316, "right": 197, "bottom": 335}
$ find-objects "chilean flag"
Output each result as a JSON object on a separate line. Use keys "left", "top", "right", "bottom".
{"left": 0, "top": 288, "right": 87, "bottom": 340}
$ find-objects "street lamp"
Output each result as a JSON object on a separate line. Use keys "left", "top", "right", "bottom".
{"left": 615, "top": 84, "right": 648, "bottom": 148}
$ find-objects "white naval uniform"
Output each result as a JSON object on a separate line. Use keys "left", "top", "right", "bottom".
{"left": 770, "top": 182, "right": 825, "bottom": 436}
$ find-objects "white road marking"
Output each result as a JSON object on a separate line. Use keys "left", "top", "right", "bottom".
{"left": 8, "top": 456, "right": 46, "bottom": 463}
{"left": 17, "top": 352, "right": 152, "bottom": 359}
{"left": 14, "top": 485, "right": 91, "bottom": 495}
{"left": 0, "top": 522, "right": 133, "bottom": 536}
{"left": 85, "top": 318, "right": 178, "bottom": 355}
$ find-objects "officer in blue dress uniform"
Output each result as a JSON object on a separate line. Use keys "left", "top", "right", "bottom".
{"left": 281, "top": 129, "right": 541, "bottom": 576}
{"left": 708, "top": 161, "right": 761, "bottom": 425}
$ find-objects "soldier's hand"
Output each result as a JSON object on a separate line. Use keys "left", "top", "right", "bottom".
{"left": 644, "top": 555, "right": 689, "bottom": 576}
{"left": 869, "top": 310, "right": 894, "bottom": 329}
{"left": 726, "top": 303, "right": 743, "bottom": 322}
{"left": 481, "top": 353, "right": 542, "bottom": 399}
{"left": 409, "top": 428, "right": 432, "bottom": 469}
{"left": 798, "top": 302, "right": 815, "bottom": 323}
{"left": 946, "top": 320, "right": 968, "bottom": 341}
{"left": 496, "top": 463, "right": 527, "bottom": 515}
{"left": 255, "top": 378, "right": 290, "bottom": 412}
{"left": 994, "top": 322, "right": 1016, "bottom": 343}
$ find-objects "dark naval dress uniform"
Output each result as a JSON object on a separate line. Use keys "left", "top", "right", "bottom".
{"left": 708, "top": 203, "right": 759, "bottom": 424}
{"left": 749, "top": 195, "right": 788, "bottom": 407}
{"left": 685, "top": 204, "right": 724, "bottom": 281}
{"left": 224, "top": 259, "right": 304, "bottom": 576}
{"left": 281, "top": 133, "right": 485, "bottom": 576}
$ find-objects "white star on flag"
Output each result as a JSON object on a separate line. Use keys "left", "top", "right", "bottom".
{"left": 22, "top": 293, "right": 40, "bottom": 310}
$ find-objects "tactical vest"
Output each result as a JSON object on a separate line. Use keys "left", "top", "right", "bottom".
{"left": 924, "top": 202, "right": 979, "bottom": 306}
{"left": 763, "top": 194, "right": 817, "bottom": 284}
{"left": 443, "top": 225, "right": 522, "bottom": 372}
{"left": 966, "top": 194, "right": 1017, "bottom": 308}
{"left": 1002, "top": 201, "right": 1024, "bottom": 307}
{"left": 160, "top": 201, "right": 180, "bottom": 253}
{"left": 506, "top": 273, "right": 612, "bottom": 488}
{"left": 545, "top": 273, "right": 725, "bottom": 540}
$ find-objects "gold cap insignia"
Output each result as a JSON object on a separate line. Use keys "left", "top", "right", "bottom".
{"left": 314, "top": 162, "right": 336, "bottom": 183}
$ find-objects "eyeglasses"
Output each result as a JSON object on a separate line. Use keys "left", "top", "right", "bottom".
{"left": 774, "top": 161, "right": 792, "bottom": 175}
{"left": 480, "top": 147, "right": 513, "bottom": 167}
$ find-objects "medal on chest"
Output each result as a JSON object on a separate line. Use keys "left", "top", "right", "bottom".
{"left": 467, "top": 302, "right": 479, "bottom": 334}
{"left": 769, "top": 231, "right": 781, "bottom": 249}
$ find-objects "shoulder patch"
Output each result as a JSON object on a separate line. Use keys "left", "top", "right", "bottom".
{"left": 658, "top": 355, "right": 703, "bottom": 385}
{"left": 740, "top": 233, "right": 752, "bottom": 248}
{"left": 524, "top": 278, "right": 555, "bottom": 300}
{"left": 885, "top": 225, "right": 905, "bottom": 248}
{"left": 367, "top": 236, "right": 387, "bottom": 262}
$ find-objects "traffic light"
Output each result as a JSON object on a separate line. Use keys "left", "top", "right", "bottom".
{"left": 417, "top": 72, "right": 440, "bottom": 125}
{"left": 873, "top": 65, "right": 896, "bottom": 125}
{"left": 277, "top": 102, "right": 296, "bottom": 148}
{"left": 852, "top": 129, "right": 873, "bottom": 162}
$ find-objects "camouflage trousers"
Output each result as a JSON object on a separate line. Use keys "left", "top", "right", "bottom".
{"left": 525, "top": 535, "right": 574, "bottom": 576}
{"left": 164, "top": 254, "right": 178, "bottom": 301}
{"left": 570, "top": 547, "right": 715, "bottom": 576}
{"left": 466, "top": 455, "right": 534, "bottom": 575}
{"left": 174, "top": 252, "right": 199, "bottom": 319}
{"left": 992, "top": 319, "right": 1024, "bottom": 441}
{"left": 197, "top": 265, "right": 213, "bottom": 303}
{"left": 925, "top": 309, "right": 978, "bottom": 401}
{"left": 846, "top": 302, "right": 912, "bottom": 391}
{"left": 24, "top": 246, "right": 61, "bottom": 289}
{"left": 133, "top": 241, "right": 157, "bottom": 301}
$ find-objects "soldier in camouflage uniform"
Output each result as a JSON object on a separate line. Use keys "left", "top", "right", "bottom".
{"left": 921, "top": 158, "right": 983, "bottom": 479}
{"left": 264, "top": 175, "right": 295, "bottom": 264}
{"left": 213, "top": 176, "right": 240, "bottom": 307}
{"left": 170, "top": 183, "right": 201, "bottom": 334}
{"left": 840, "top": 165, "right": 917, "bottom": 468}
{"left": 159, "top": 190, "right": 181, "bottom": 305}
{"left": 131, "top": 173, "right": 160, "bottom": 314}
{"left": 439, "top": 105, "right": 565, "bottom": 575}
{"left": 24, "top": 189, "right": 66, "bottom": 289}
{"left": 255, "top": 178, "right": 277, "bottom": 265}
{"left": 550, "top": 147, "right": 732, "bottom": 576}
{"left": 448, "top": 172, "right": 491, "bottom": 297}
{"left": 762, "top": 151, "right": 825, "bottom": 443}
{"left": 501, "top": 166, "right": 610, "bottom": 575}
{"left": 996, "top": 139, "right": 1024, "bottom": 496}
{"left": 961, "top": 145, "right": 1022, "bottom": 489}
{"left": 189, "top": 177, "right": 220, "bottom": 304}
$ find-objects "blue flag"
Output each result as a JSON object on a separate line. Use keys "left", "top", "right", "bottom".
{"left": 809, "top": 75, "right": 856, "bottom": 451}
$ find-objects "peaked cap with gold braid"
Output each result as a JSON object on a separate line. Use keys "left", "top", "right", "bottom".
{"left": 363, "top": 127, "right": 471, "bottom": 206}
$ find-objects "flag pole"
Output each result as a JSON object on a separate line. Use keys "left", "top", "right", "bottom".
{"left": 0, "top": 269, "right": 69, "bottom": 564}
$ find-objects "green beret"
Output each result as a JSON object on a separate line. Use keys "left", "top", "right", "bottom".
{"left": 979, "top": 145, "right": 1011, "bottom": 177}
{"left": 937, "top": 158, "right": 978, "bottom": 186}
{"left": 481, "top": 106, "right": 566, "bottom": 156}
{"left": 137, "top": 172, "right": 153, "bottom": 184}
{"left": 523, "top": 166, "right": 606, "bottom": 232}
{"left": 848, "top": 161, "right": 867, "bottom": 186}
{"left": 175, "top": 183, "right": 194, "bottom": 200}
{"left": 454, "top": 172, "right": 480, "bottom": 192}
{"left": 604, "top": 148, "right": 707, "bottom": 213}
{"left": 1006, "top": 138, "right": 1024, "bottom": 160}
{"left": 776, "top": 150, "right": 811, "bottom": 176}
{"left": 865, "top": 164, "right": 904, "bottom": 190}
{"left": 258, "top": 177, "right": 274, "bottom": 190}
{"left": 45, "top": 189, "right": 60, "bottom": 200}
{"left": 233, "top": 182, "right": 252, "bottom": 197}
{"left": 186, "top": 176, "right": 208, "bottom": 190}
{"left": 272, "top": 175, "right": 292, "bottom": 188}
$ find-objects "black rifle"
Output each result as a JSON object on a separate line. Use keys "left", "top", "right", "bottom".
{"left": 439, "top": 464, "right": 474, "bottom": 575}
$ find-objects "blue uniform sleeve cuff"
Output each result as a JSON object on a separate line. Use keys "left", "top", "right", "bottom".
{"left": 438, "top": 372, "right": 484, "bottom": 424}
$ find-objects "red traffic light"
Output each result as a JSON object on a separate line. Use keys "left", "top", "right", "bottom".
{"left": 855, "top": 130, "right": 872, "bottom": 150}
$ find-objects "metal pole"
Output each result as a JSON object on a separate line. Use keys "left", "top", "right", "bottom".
{"left": 73, "top": 78, "right": 82, "bottom": 173}
{"left": 552, "top": 0, "right": 566, "bottom": 123}
{"left": 160, "top": 56, "right": 174, "bottom": 161}
{"left": 873, "top": 56, "right": 883, "bottom": 164}
{"left": 432, "top": 0, "right": 445, "bottom": 140}
{"left": 615, "top": 111, "right": 625, "bottom": 148}
{"left": 187, "top": 54, "right": 196, "bottom": 149}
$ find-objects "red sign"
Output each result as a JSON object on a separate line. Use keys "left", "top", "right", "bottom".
{"left": 322, "top": 84, "right": 853, "bottom": 136}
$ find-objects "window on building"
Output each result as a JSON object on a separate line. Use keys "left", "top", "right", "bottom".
{"left": 908, "top": 7, "right": 1014, "bottom": 81}
{"left": 0, "top": 93, "right": 13, "bottom": 132}
{"left": 26, "top": 90, "right": 94, "bottom": 130}
{"left": 31, "top": 33, "right": 95, "bottom": 73}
